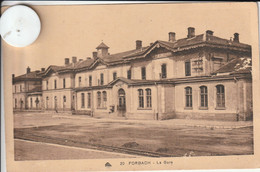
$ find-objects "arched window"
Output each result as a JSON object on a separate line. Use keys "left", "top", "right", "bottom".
{"left": 216, "top": 85, "right": 225, "bottom": 108}
{"left": 97, "top": 92, "right": 101, "bottom": 108}
{"left": 200, "top": 86, "right": 208, "bottom": 107}
{"left": 185, "top": 87, "right": 192, "bottom": 107}
{"left": 102, "top": 91, "right": 107, "bottom": 108}
{"left": 146, "top": 89, "right": 152, "bottom": 108}
{"left": 138, "top": 89, "right": 144, "bottom": 108}
{"left": 81, "top": 93, "right": 85, "bottom": 108}
{"left": 63, "top": 96, "right": 66, "bottom": 102}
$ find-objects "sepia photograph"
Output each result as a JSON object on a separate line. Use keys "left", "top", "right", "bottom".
{"left": 2, "top": 2, "right": 260, "bottom": 171}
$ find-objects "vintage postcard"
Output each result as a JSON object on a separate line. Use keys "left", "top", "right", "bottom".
{"left": 2, "top": 2, "right": 260, "bottom": 171}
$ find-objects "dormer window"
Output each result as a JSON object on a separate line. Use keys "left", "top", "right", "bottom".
{"left": 185, "top": 61, "right": 191, "bottom": 76}
{"left": 78, "top": 77, "right": 82, "bottom": 87}
{"left": 161, "top": 64, "right": 167, "bottom": 78}
{"left": 54, "top": 80, "right": 57, "bottom": 89}
{"left": 141, "top": 67, "right": 146, "bottom": 80}
{"left": 100, "top": 73, "right": 104, "bottom": 85}
{"left": 127, "top": 69, "right": 131, "bottom": 79}
{"left": 113, "top": 72, "right": 117, "bottom": 80}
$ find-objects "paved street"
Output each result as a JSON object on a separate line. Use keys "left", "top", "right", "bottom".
{"left": 14, "top": 112, "right": 253, "bottom": 160}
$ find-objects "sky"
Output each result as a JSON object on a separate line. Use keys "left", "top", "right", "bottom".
{"left": 2, "top": 2, "right": 256, "bottom": 76}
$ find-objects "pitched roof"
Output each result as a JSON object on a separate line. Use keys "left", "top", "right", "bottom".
{"left": 96, "top": 42, "right": 109, "bottom": 49}
{"left": 213, "top": 57, "right": 251, "bottom": 74}
{"left": 13, "top": 71, "right": 41, "bottom": 82}
{"left": 100, "top": 46, "right": 150, "bottom": 63}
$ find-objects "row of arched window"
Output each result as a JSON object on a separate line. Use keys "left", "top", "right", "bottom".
{"left": 185, "top": 85, "right": 225, "bottom": 108}
{"left": 138, "top": 89, "right": 152, "bottom": 108}
{"left": 45, "top": 95, "right": 67, "bottom": 109}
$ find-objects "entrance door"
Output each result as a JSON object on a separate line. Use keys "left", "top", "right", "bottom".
{"left": 118, "top": 89, "right": 126, "bottom": 116}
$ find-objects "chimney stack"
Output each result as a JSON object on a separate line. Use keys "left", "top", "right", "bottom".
{"left": 72, "top": 56, "right": 77, "bottom": 63}
{"left": 26, "top": 66, "right": 31, "bottom": 74}
{"left": 206, "top": 30, "right": 214, "bottom": 36}
{"left": 65, "top": 58, "right": 70, "bottom": 65}
{"left": 136, "top": 40, "right": 142, "bottom": 50}
{"left": 79, "top": 59, "right": 83, "bottom": 62}
{"left": 187, "top": 27, "right": 195, "bottom": 38}
{"left": 41, "top": 68, "right": 45, "bottom": 72}
{"left": 233, "top": 33, "right": 239, "bottom": 43}
{"left": 12, "top": 74, "right": 15, "bottom": 78}
{"left": 168, "top": 32, "right": 176, "bottom": 42}
{"left": 93, "top": 52, "right": 98, "bottom": 59}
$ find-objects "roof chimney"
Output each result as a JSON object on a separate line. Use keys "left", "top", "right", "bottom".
{"left": 168, "top": 32, "right": 176, "bottom": 42}
{"left": 92, "top": 52, "right": 98, "bottom": 59}
{"left": 41, "top": 68, "right": 45, "bottom": 72}
{"left": 187, "top": 27, "right": 195, "bottom": 38}
{"left": 65, "top": 58, "right": 70, "bottom": 65}
{"left": 136, "top": 40, "right": 142, "bottom": 50}
{"left": 72, "top": 56, "right": 77, "bottom": 63}
{"left": 12, "top": 74, "right": 15, "bottom": 78}
{"left": 233, "top": 33, "right": 239, "bottom": 43}
{"left": 79, "top": 59, "right": 83, "bottom": 62}
{"left": 206, "top": 30, "right": 214, "bottom": 36}
{"left": 26, "top": 66, "right": 31, "bottom": 74}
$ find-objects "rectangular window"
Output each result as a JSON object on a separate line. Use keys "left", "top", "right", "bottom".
{"left": 185, "top": 61, "right": 191, "bottom": 76}
{"left": 113, "top": 72, "right": 117, "bottom": 80}
{"left": 87, "top": 93, "right": 91, "bottom": 108}
{"left": 81, "top": 93, "right": 85, "bottom": 108}
{"left": 89, "top": 75, "right": 92, "bottom": 86}
{"left": 127, "top": 69, "right": 131, "bottom": 79}
{"left": 141, "top": 67, "right": 146, "bottom": 80}
{"left": 78, "top": 77, "right": 82, "bottom": 87}
{"left": 15, "top": 86, "right": 16, "bottom": 93}
{"left": 161, "top": 64, "right": 167, "bottom": 78}
{"left": 20, "top": 85, "right": 22, "bottom": 92}
{"left": 185, "top": 87, "right": 192, "bottom": 107}
{"left": 63, "top": 78, "right": 66, "bottom": 88}
{"left": 100, "top": 73, "right": 104, "bottom": 85}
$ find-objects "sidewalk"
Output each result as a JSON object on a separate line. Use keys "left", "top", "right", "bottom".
{"left": 51, "top": 113, "right": 253, "bottom": 129}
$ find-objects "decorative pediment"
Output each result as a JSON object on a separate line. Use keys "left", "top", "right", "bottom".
{"left": 89, "top": 58, "right": 107, "bottom": 70}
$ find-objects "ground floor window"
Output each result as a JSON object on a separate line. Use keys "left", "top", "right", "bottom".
{"left": 63, "top": 96, "right": 66, "bottom": 109}
{"left": 97, "top": 92, "right": 101, "bottom": 108}
{"left": 87, "top": 93, "right": 91, "bottom": 108}
{"left": 200, "top": 86, "right": 208, "bottom": 108}
{"left": 103, "top": 91, "right": 107, "bottom": 108}
{"left": 30, "top": 98, "right": 33, "bottom": 108}
{"left": 138, "top": 89, "right": 144, "bottom": 108}
{"left": 146, "top": 89, "right": 152, "bottom": 108}
{"left": 46, "top": 97, "right": 49, "bottom": 109}
{"left": 81, "top": 93, "right": 85, "bottom": 108}
{"left": 216, "top": 85, "right": 225, "bottom": 108}
{"left": 15, "top": 98, "right": 17, "bottom": 108}
{"left": 185, "top": 87, "right": 192, "bottom": 107}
